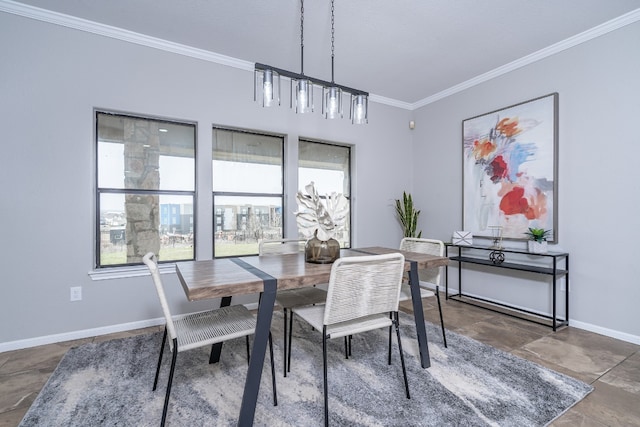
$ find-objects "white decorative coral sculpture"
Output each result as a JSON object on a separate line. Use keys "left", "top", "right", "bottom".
{"left": 295, "top": 182, "right": 348, "bottom": 241}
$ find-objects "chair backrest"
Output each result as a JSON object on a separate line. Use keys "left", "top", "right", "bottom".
{"left": 259, "top": 239, "right": 306, "bottom": 255}
{"left": 142, "top": 253, "right": 178, "bottom": 344}
{"left": 399, "top": 237, "right": 445, "bottom": 286}
{"left": 323, "top": 253, "right": 405, "bottom": 326}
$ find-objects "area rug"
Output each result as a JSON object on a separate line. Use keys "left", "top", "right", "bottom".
{"left": 20, "top": 312, "right": 592, "bottom": 426}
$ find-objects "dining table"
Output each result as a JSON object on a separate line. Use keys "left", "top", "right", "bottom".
{"left": 175, "top": 246, "right": 450, "bottom": 426}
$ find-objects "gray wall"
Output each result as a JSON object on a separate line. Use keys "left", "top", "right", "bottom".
{"left": 1, "top": 11, "right": 639, "bottom": 349}
{"left": 411, "top": 21, "right": 640, "bottom": 342}
{"left": 0, "top": 11, "right": 413, "bottom": 348}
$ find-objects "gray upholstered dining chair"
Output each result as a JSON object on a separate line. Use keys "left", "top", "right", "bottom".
{"left": 397, "top": 237, "right": 447, "bottom": 347}
{"left": 142, "top": 253, "right": 277, "bottom": 427}
{"left": 289, "top": 253, "right": 410, "bottom": 426}
{"left": 258, "top": 238, "right": 327, "bottom": 377}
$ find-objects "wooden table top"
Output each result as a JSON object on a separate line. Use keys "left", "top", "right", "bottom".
{"left": 175, "top": 246, "right": 449, "bottom": 301}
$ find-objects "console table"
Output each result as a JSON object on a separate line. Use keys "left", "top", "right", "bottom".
{"left": 445, "top": 244, "right": 569, "bottom": 331}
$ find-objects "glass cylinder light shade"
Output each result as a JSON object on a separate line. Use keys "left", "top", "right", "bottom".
{"left": 292, "top": 78, "right": 314, "bottom": 113}
{"left": 254, "top": 68, "right": 280, "bottom": 107}
{"left": 350, "top": 94, "right": 368, "bottom": 124}
{"left": 323, "top": 86, "right": 343, "bottom": 119}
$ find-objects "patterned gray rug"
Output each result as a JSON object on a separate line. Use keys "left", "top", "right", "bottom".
{"left": 20, "top": 312, "right": 592, "bottom": 426}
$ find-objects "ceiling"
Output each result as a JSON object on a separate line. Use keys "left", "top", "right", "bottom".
{"left": 6, "top": 0, "right": 640, "bottom": 106}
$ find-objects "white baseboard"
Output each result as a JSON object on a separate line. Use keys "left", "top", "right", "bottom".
{"left": 2, "top": 300, "right": 638, "bottom": 352}
{"left": 568, "top": 320, "right": 640, "bottom": 345}
{"left": 245, "top": 302, "right": 260, "bottom": 310}
{"left": 0, "top": 303, "right": 262, "bottom": 353}
{"left": 442, "top": 286, "right": 640, "bottom": 345}
{"left": 0, "top": 317, "right": 165, "bottom": 353}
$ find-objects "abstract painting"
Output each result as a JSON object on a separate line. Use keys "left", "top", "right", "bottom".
{"left": 462, "top": 93, "right": 558, "bottom": 242}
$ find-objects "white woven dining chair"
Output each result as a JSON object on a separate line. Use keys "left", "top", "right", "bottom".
{"left": 258, "top": 238, "right": 327, "bottom": 377}
{"left": 397, "top": 237, "right": 448, "bottom": 347}
{"left": 142, "top": 253, "right": 277, "bottom": 427}
{"left": 290, "top": 253, "right": 410, "bottom": 426}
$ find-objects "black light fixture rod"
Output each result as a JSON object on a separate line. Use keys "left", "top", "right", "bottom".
{"left": 331, "top": 57, "right": 335, "bottom": 84}
{"left": 330, "top": 0, "right": 335, "bottom": 83}
{"left": 255, "top": 63, "right": 369, "bottom": 96}
{"left": 300, "top": 0, "right": 305, "bottom": 75}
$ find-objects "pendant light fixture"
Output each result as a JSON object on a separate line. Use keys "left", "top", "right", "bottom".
{"left": 254, "top": 0, "right": 368, "bottom": 124}
{"left": 292, "top": 0, "right": 314, "bottom": 113}
{"left": 254, "top": 68, "right": 280, "bottom": 107}
{"left": 351, "top": 93, "right": 368, "bottom": 124}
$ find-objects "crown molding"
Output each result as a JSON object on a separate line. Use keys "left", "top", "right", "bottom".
{"left": 0, "top": 0, "right": 254, "bottom": 72}
{"left": 3, "top": 0, "right": 639, "bottom": 110}
{"left": 368, "top": 94, "right": 412, "bottom": 110}
{"left": 412, "top": 8, "right": 640, "bottom": 109}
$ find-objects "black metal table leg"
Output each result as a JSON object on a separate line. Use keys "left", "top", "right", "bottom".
{"left": 239, "top": 281, "right": 276, "bottom": 426}
{"left": 209, "top": 296, "right": 232, "bottom": 364}
{"left": 229, "top": 258, "right": 277, "bottom": 427}
{"left": 408, "top": 260, "right": 431, "bottom": 368}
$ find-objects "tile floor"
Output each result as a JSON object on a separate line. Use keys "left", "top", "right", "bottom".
{"left": 1, "top": 297, "right": 638, "bottom": 426}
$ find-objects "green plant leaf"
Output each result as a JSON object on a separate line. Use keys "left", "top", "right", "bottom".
{"left": 395, "top": 191, "right": 422, "bottom": 238}
{"left": 524, "top": 227, "right": 552, "bottom": 242}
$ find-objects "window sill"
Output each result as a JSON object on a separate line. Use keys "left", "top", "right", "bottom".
{"left": 88, "top": 263, "right": 176, "bottom": 281}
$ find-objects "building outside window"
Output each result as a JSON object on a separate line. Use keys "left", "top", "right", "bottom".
{"left": 96, "top": 111, "right": 196, "bottom": 267}
{"left": 298, "top": 140, "right": 351, "bottom": 248}
{"left": 213, "top": 128, "right": 284, "bottom": 257}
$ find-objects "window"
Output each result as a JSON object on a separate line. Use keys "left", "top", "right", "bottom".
{"left": 298, "top": 140, "right": 351, "bottom": 248}
{"left": 213, "top": 128, "right": 284, "bottom": 257}
{"left": 96, "top": 111, "right": 196, "bottom": 267}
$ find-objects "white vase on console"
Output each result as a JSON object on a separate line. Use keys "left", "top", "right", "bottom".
{"left": 527, "top": 240, "right": 548, "bottom": 254}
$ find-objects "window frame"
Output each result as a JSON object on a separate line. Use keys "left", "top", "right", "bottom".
{"left": 212, "top": 126, "right": 285, "bottom": 258}
{"left": 298, "top": 138, "right": 352, "bottom": 248}
{"left": 93, "top": 113, "right": 354, "bottom": 272}
{"left": 94, "top": 109, "right": 197, "bottom": 269}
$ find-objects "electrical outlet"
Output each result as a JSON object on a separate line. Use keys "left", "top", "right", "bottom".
{"left": 70, "top": 286, "right": 82, "bottom": 301}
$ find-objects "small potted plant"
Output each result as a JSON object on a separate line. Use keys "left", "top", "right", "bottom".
{"left": 524, "top": 227, "right": 552, "bottom": 254}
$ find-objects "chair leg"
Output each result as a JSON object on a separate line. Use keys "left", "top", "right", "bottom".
{"left": 283, "top": 308, "right": 288, "bottom": 377}
{"left": 268, "top": 332, "right": 278, "bottom": 406}
{"left": 160, "top": 339, "right": 178, "bottom": 427}
{"left": 287, "top": 311, "right": 294, "bottom": 373}
{"left": 322, "top": 327, "right": 329, "bottom": 427}
{"left": 435, "top": 286, "right": 447, "bottom": 348}
{"left": 153, "top": 326, "right": 168, "bottom": 391}
{"left": 388, "top": 313, "right": 393, "bottom": 365}
{"left": 246, "top": 336, "right": 251, "bottom": 363}
{"left": 344, "top": 336, "right": 349, "bottom": 359}
{"left": 393, "top": 312, "right": 411, "bottom": 399}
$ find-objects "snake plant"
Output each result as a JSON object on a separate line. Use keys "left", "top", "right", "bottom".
{"left": 395, "top": 192, "right": 422, "bottom": 238}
